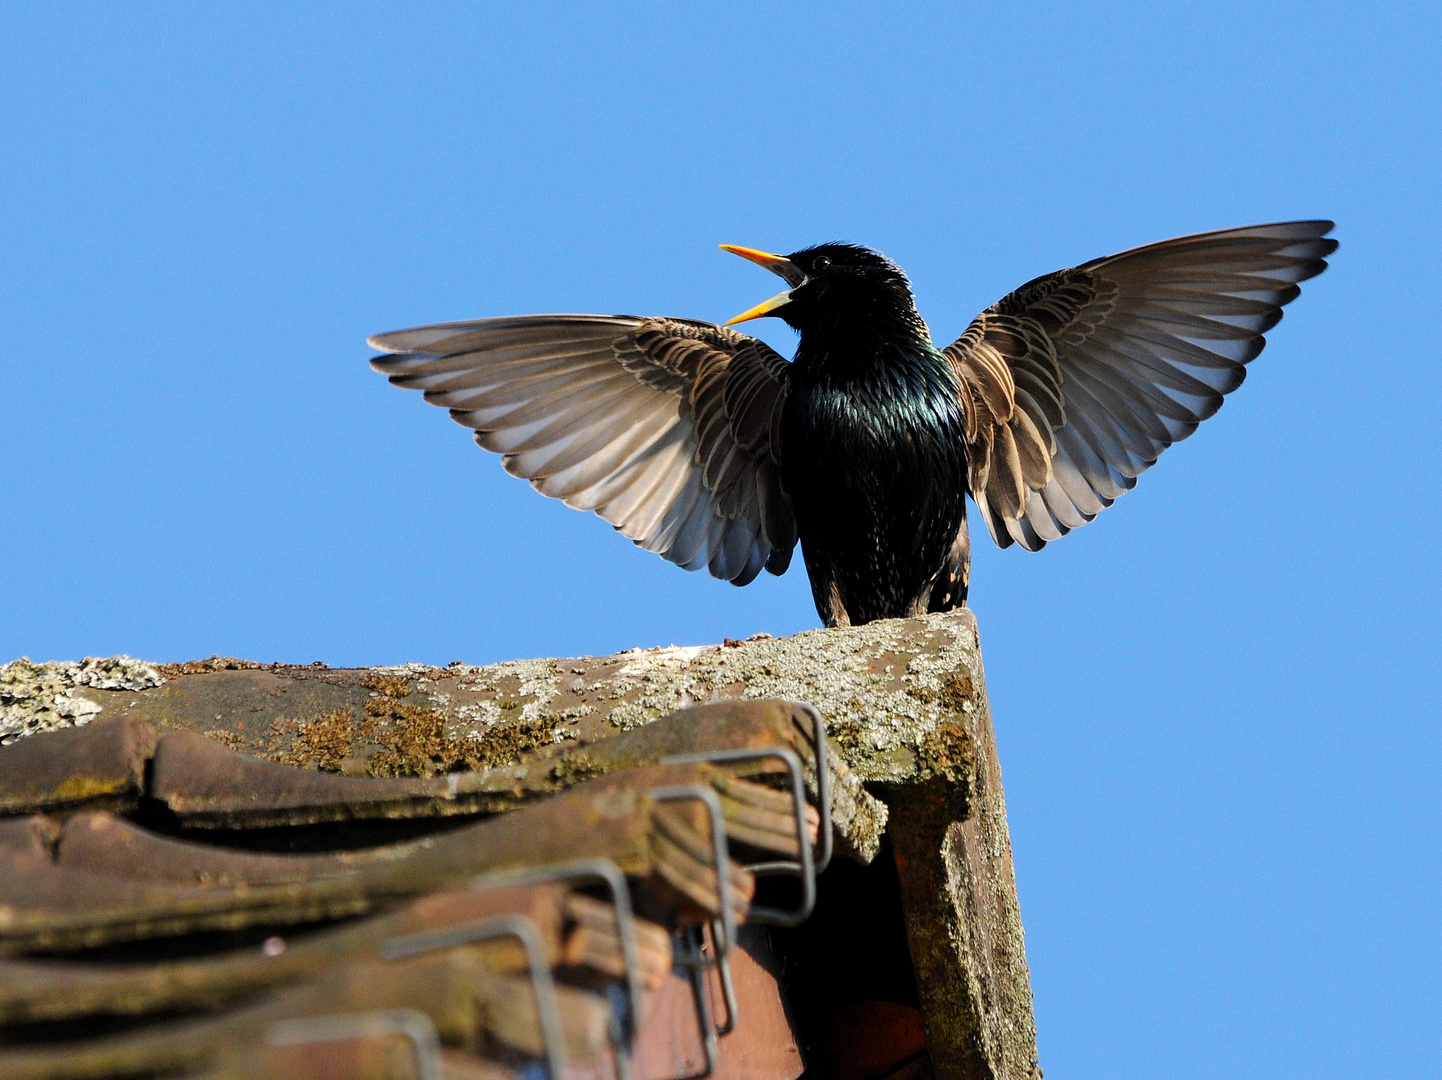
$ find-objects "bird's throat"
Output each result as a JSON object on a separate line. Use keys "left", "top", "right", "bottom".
{"left": 791, "top": 311, "right": 942, "bottom": 393}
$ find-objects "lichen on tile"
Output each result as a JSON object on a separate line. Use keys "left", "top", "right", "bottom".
{"left": 0, "top": 655, "right": 165, "bottom": 744}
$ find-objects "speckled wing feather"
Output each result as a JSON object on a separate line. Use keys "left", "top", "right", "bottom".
{"left": 369, "top": 315, "right": 796, "bottom": 584}
{"left": 942, "top": 221, "right": 1337, "bottom": 549}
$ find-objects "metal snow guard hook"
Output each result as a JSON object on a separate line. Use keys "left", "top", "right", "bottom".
{"left": 645, "top": 782, "right": 736, "bottom": 958}
{"left": 662, "top": 698, "right": 832, "bottom": 921}
{"left": 381, "top": 911, "right": 566, "bottom": 1080}
{"left": 647, "top": 780, "right": 738, "bottom": 1061}
{"left": 462, "top": 859, "right": 642, "bottom": 1043}
{"left": 797, "top": 702, "right": 833, "bottom": 873}
{"left": 674, "top": 923, "right": 722, "bottom": 1079}
{"left": 660, "top": 745, "right": 815, "bottom": 927}
{"left": 267, "top": 1008, "right": 444, "bottom": 1080}
{"left": 457, "top": 857, "right": 643, "bottom": 1080}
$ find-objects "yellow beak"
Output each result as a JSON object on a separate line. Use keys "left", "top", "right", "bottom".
{"left": 720, "top": 244, "right": 806, "bottom": 325}
{"left": 719, "top": 244, "right": 796, "bottom": 277}
{"left": 723, "top": 288, "right": 796, "bottom": 326}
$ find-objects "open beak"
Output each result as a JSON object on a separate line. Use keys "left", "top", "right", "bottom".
{"left": 724, "top": 288, "right": 795, "bottom": 326}
{"left": 720, "top": 245, "right": 806, "bottom": 326}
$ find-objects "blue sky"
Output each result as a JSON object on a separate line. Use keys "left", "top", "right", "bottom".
{"left": 1, "top": 3, "right": 1437, "bottom": 1076}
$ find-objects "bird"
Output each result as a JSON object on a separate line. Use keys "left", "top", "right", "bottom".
{"left": 369, "top": 221, "right": 1336, "bottom": 627}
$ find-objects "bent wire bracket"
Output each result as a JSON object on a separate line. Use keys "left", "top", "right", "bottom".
{"left": 381, "top": 913, "right": 566, "bottom": 1080}
{"left": 460, "top": 857, "right": 643, "bottom": 1080}
{"left": 660, "top": 745, "right": 817, "bottom": 927}
{"left": 645, "top": 783, "right": 736, "bottom": 958}
{"left": 648, "top": 781, "right": 737, "bottom": 1050}
{"left": 796, "top": 702, "right": 833, "bottom": 873}
{"left": 266, "top": 1008, "right": 445, "bottom": 1080}
{"left": 662, "top": 698, "right": 832, "bottom": 924}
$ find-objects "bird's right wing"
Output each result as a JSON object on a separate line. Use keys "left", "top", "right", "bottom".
{"left": 369, "top": 315, "right": 796, "bottom": 585}
{"left": 942, "top": 221, "right": 1337, "bottom": 549}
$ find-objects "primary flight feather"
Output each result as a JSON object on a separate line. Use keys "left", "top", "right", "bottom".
{"left": 369, "top": 221, "right": 1336, "bottom": 626}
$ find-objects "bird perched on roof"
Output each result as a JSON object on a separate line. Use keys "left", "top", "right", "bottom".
{"left": 370, "top": 222, "right": 1335, "bottom": 627}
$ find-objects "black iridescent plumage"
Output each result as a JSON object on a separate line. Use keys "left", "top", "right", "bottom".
{"left": 773, "top": 245, "right": 970, "bottom": 624}
{"left": 369, "top": 222, "right": 1337, "bottom": 627}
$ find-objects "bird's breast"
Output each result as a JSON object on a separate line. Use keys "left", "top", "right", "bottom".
{"left": 783, "top": 342, "right": 966, "bottom": 466}
{"left": 779, "top": 342, "right": 969, "bottom": 544}
{"left": 779, "top": 340, "right": 969, "bottom": 622}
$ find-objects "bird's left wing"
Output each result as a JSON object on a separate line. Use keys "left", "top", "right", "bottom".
{"left": 941, "top": 221, "right": 1337, "bottom": 549}
{"left": 369, "top": 315, "right": 796, "bottom": 584}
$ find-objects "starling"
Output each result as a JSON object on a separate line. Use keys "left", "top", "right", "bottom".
{"left": 370, "top": 222, "right": 1336, "bottom": 627}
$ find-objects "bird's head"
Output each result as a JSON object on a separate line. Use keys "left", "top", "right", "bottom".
{"left": 721, "top": 242, "right": 919, "bottom": 336}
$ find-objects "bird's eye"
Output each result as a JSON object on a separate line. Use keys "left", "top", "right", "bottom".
{"left": 812, "top": 256, "right": 831, "bottom": 272}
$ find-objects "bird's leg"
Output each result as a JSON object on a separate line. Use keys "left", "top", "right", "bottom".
{"left": 802, "top": 548, "right": 852, "bottom": 627}
{"left": 927, "top": 515, "right": 971, "bottom": 613}
{"left": 815, "top": 577, "right": 851, "bottom": 628}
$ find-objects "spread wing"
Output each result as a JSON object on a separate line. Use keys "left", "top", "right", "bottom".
{"left": 369, "top": 315, "right": 796, "bottom": 585}
{"left": 943, "top": 221, "right": 1337, "bottom": 549}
